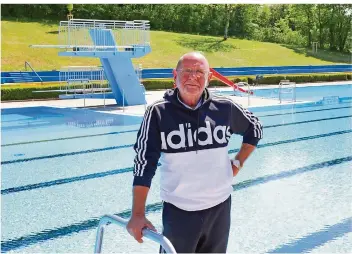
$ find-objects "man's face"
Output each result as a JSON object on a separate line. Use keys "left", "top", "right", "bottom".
{"left": 174, "top": 56, "right": 212, "bottom": 99}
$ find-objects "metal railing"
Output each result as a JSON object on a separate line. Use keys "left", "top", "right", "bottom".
{"left": 58, "top": 19, "right": 150, "bottom": 52}
{"left": 94, "top": 214, "right": 176, "bottom": 254}
{"left": 246, "top": 82, "right": 251, "bottom": 106}
{"left": 278, "top": 80, "right": 296, "bottom": 103}
{"left": 140, "top": 83, "right": 147, "bottom": 111}
{"left": 59, "top": 66, "right": 106, "bottom": 83}
{"left": 24, "top": 61, "right": 43, "bottom": 84}
{"left": 59, "top": 66, "right": 109, "bottom": 94}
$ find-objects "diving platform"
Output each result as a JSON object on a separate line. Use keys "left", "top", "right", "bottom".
{"left": 30, "top": 19, "right": 151, "bottom": 106}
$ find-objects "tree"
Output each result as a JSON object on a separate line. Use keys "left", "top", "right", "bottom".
{"left": 67, "top": 4, "right": 73, "bottom": 14}
{"left": 291, "top": 4, "right": 316, "bottom": 47}
{"left": 316, "top": 5, "right": 330, "bottom": 49}
{"left": 224, "top": 4, "right": 235, "bottom": 40}
{"left": 335, "top": 4, "right": 352, "bottom": 52}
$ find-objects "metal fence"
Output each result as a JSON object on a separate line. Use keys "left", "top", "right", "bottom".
{"left": 59, "top": 66, "right": 109, "bottom": 94}
{"left": 58, "top": 19, "right": 150, "bottom": 52}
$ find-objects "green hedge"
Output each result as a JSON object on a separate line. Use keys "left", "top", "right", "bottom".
{"left": 142, "top": 77, "right": 248, "bottom": 90}
{"left": 1, "top": 86, "right": 63, "bottom": 101}
{"left": 253, "top": 73, "right": 352, "bottom": 85}
{"left": 143, "top": 80, "right": 174, "bottom": 90}
{"left": 1, "top": 73, "right": 351, "bottom": 101}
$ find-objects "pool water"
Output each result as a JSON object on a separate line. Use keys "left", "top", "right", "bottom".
{"left": 218, "top": 84, "right": 352, "bottom": 103}
{"left": 1, "top": 86, "right": 352, "bottom": 253}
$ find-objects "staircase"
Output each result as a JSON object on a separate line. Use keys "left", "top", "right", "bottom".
{"left": 8, "top": 72, "right": 35, "bottom": 83}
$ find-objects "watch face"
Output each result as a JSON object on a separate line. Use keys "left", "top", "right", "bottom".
{"left": 232, "top": 160, "right": 240, "bottom": 168}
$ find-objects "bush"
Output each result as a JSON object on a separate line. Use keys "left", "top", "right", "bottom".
{"left": 255, "top": 73, "right": 351, "bottom": 85}
{"left": 143, "top": 76, "right": 249, "bottom": 90}
{"left": 1, "top": 86, "right": 63, "bottom": 101}
{"left": 143, "top": 80, "right": 174, "bottom": 90}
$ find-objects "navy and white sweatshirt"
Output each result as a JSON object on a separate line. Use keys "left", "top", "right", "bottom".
{"left": 133, "top": 88, "right": 263, "bottom": 211}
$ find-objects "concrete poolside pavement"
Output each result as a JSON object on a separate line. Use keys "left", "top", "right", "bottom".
{"left": 0, "top": 90, "right": 286, "bottom": 116}
{"left": 1, "top": 81, "right": 350, "bottom": 116}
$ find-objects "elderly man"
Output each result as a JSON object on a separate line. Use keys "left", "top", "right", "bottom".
{"left": 127, "top": 52, "right": 263, "bottom": 253}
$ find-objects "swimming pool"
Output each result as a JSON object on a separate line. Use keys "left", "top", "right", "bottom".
{"left": 217, "top": 84, "right": 352, "bottom": 103}
{"left": 1, "top": 85, "right": 352, "bottom": 253}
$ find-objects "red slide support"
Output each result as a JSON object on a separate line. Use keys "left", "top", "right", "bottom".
{"left": 210, "top": 68, "right": 253, "bottom": 95}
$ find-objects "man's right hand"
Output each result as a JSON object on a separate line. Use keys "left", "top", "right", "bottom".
{"left": 126, "top": 215, "right": 157, "bottom": 243}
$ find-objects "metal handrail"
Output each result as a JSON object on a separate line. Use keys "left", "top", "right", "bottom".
{"left": 24, "top": 61, "right": 43, "bottom": 84}
{"left": 94, "top": 214, "right": 176, "bottom": 254}
{"left": 62, "top": 19, "right": 150, "bottom": 29}
{"left": 278, "top": 80, "right": 296, "bottom": 104}
{"left": 140, "top": 83, "right": 147, "bottom": 111}
{"left": 247, "top": 82, "right": 251, "bottom": 106}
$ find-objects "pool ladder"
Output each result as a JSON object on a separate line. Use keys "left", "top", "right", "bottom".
{"left": 278, "top": 80, "right": 296, "bottom": 103}
{"left": 94, "top": 214, "right": 177, "bottom": 253}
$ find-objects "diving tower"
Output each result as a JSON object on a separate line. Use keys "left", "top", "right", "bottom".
{"left": 31, "top": 19, "right": 151, "bottom": 106}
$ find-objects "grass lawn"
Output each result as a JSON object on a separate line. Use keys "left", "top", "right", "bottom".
{"left": 1, "top": 19, "right": 351, "bottom": 72}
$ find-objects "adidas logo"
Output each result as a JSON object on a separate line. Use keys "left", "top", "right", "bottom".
{"left": 161, "top": 121, "right": 231, "bottom": 150}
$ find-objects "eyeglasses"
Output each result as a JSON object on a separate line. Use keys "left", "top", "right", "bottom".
{"left": 177, "top": 68, "right": 209, "bottom": 78}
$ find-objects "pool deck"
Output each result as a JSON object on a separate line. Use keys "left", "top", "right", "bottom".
{"left": 1, "top": 81, "right": 350, "bottom": 116}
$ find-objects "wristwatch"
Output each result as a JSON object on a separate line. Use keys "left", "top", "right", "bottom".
{"left": 231, "top": 159, "right": 242, "bottom": 169}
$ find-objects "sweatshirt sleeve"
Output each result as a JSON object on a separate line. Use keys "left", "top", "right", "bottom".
{"left": 133, "top": 105, "right": 161, "bottom": 188}
{"left": 229, "top": 101, "right": 263, "bottom": 146}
